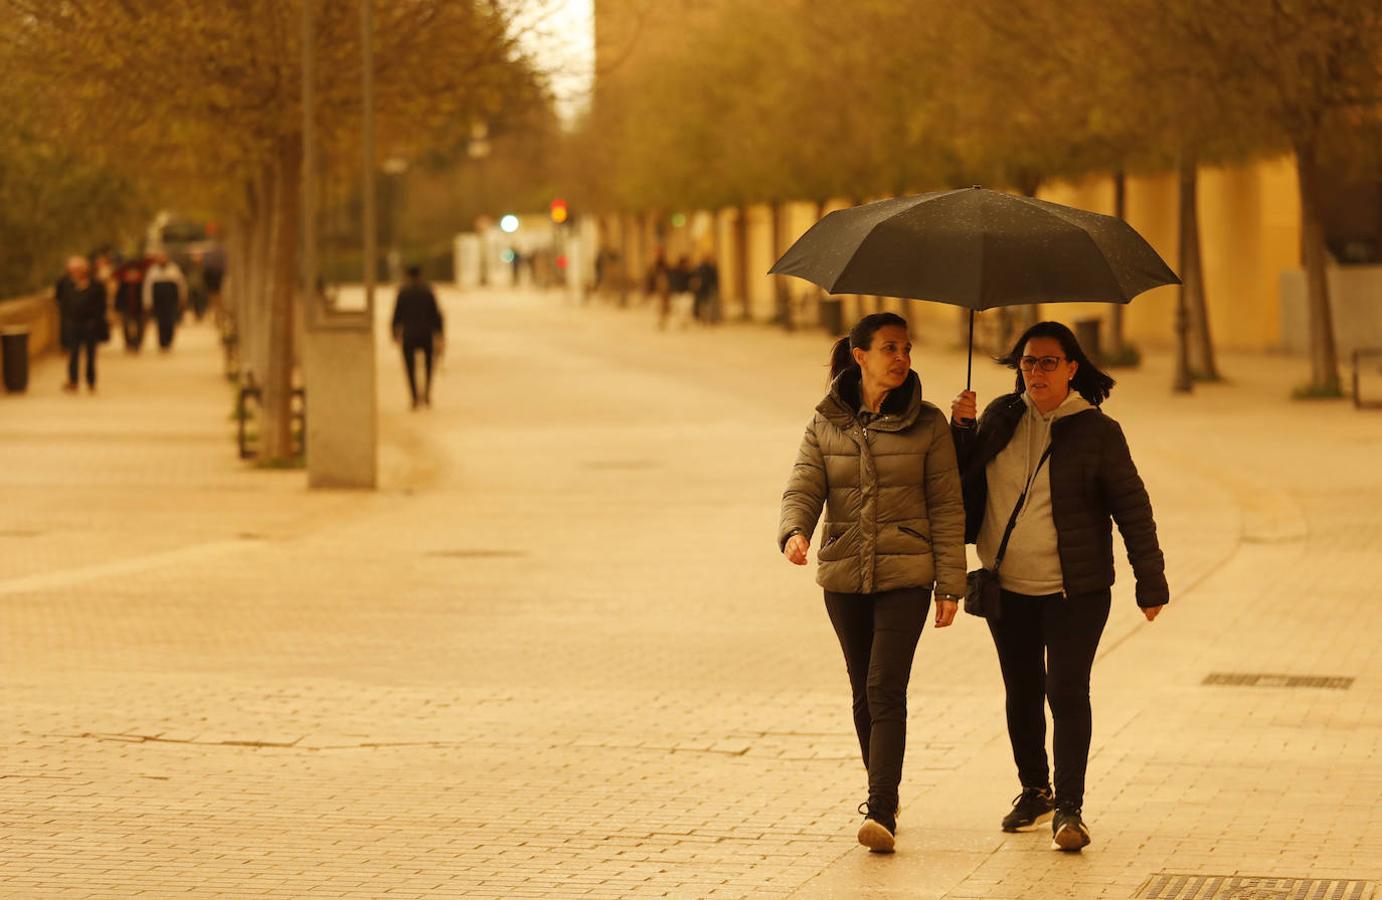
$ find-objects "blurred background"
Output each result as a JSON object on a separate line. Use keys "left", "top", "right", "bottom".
{"left": 1, "top": 0, "right": 1380, "bottom": 458}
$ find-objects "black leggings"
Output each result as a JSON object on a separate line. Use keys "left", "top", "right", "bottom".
{"left": 824, "top": 587, "right": 930, "bottom": 814}
{"left": 987, "top": 588, "right": 1111, "bottom": 811}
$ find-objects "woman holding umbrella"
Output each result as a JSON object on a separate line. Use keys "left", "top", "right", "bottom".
{"left": 950, "top": 321, "right": 1167, "bottom": 852}
{"left": 779, "top": 312, "right": 967, "bottom": 854}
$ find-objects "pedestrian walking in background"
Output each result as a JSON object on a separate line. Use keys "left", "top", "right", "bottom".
{"left": 646, "top": 247, "right": 670, "bottom": 329}
{"left": 668, "top": 255, "right": 694, "bottom": 328}
{"left": 54, "top": 255, "right": 108, "bottom": 392}
{"left": 187, "top": 251, "right": 209, "bottom": 320}
{"left": 391, "top": 265, "right": 444, "bottom": 409}
{"left": 143, "top": 252, "right": 186, "bottom": 351}
{"left": 692, "top": 254, "right": 719, "bottom": 324}
{"left": 114, "top": 257, "right": 146, "bottom": 352}
{"left": 202, "top": 244, "right": 226, "bottom": 327}
{"left": 949, "top": 320, "right": 1167, "bottom": 853}
{"left": 779, "top": 312, "right": 967, "bottom": 854}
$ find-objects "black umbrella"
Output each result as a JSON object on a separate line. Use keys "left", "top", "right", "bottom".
{"left": 769, "top": 186, "right": 1180, "bottom": 388}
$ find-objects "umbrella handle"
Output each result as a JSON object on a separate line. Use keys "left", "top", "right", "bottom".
{"left": 966, "top": 309, "right": 974, "bottom": 391}
{"left": 960, "top": 310, "right": 976, "bottom": 427}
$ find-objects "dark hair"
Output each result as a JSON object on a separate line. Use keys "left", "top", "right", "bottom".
{"left": 828, "top": 312, "right": 908, "bottom": 384}
{"left": 405, "top": 264, "right": 422, "bottom": 279}
{"left": 998, "top": 320, "right": 1115, "bottom": 406}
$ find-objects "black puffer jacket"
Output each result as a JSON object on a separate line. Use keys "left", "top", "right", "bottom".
{"left": 951, "top": 393, "right": 1168, "bottom": 607}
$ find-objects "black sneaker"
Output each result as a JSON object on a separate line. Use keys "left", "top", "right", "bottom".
{"left": 856, "top": 802, "right": 896, "bottom": 853}
{"left": 1051, "top": 808, "right": 1091, "bottom": 852}
{"left": 1001, "top": 785, "right": 1054, "bottom": 832}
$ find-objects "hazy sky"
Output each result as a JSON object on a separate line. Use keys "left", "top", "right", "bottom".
{"left": 515, "top": 0, "right": 595, "bottom": 122}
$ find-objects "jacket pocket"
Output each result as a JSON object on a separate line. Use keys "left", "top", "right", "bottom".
{"left": 898, "top": 525, "right": 930, "bottom": 543}
{"left": 817, "top": 524, "right": 857, "bottom": 562}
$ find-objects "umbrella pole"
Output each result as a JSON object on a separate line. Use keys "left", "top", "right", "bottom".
{"left": 966, "top": 309, "right": 975, "bottom": 390}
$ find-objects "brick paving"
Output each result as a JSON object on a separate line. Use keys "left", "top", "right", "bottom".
{"left": 2, "top": 291, "right": 1379, "bottom": 899}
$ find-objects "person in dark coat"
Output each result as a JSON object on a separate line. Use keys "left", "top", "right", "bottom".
{"left": 692, "top": 254, "right": 719, "bottom": 324}
{"left": 54, "top": 256, "right": 108, "bottom": 392}
{"left": 114, "top": 259, "right": 146, "bottom": 351}
{"left": 646, "top": 247, "right": 670, "bottom": 329}
{"left": 390, "top": 265, "right": 444, "bottom": 408}
{"left": 950, "top": 320, "right": 1167, "bottom": 854}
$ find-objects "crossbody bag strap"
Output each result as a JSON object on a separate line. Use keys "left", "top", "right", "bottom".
{"left": 992, "top": 443, "right": 1054, "bottom": 573}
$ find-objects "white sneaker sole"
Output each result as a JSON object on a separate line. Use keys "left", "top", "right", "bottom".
{"left": 857, "top": 819, "right": 896, "bottom": 853}
{"left": 1051, "top": 823, "right": 1090, "bottom": 851}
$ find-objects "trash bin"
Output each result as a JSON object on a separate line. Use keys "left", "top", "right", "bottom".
{"left": 818, "top": 296, "right": 844, "bottom": 336}
{"left": 1074, "top": 318, "right": 1102, "bottom": 364}
{"left": 1, "top": 327, "right": 29, "bottom": 393}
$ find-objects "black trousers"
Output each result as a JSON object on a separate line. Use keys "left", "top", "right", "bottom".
{"left": 401, "top": 336, "right": 434, "bottom": 403}
{"left": 987, "top": 588, "right": 1111, "bottom": 811}
{"left": 121, "top": 311, "right": 145, "bottom": 351}
{"left": 153, "top": 297, "right": 178, "bottom": 349}
{"left": 67, "top": 335, "right": 98, "bottom": 387}
{"left": 824, "top": 587, "right": 931, "bottom": 813}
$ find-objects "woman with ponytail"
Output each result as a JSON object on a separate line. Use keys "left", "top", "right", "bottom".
{"left": 778, "top": 312, "right": 967, "bottom": 853}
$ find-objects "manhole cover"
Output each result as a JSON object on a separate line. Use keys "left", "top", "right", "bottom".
{"left": 1135, "top": 874, "right": 1374, "bottom": 900}
{"left": 424, "top": 549, "right": 528, "bottom": 559}
{"left": 1203, "top": 673, "right": 1354, "bottom": 690}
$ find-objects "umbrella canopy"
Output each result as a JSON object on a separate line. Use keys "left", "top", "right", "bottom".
{"left": 769, "top": 186, "right": 1179, "bottom": 311}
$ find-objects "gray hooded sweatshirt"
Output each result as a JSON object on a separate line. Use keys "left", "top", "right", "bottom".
{"left": 977, "top": 390, "right": 1093, "bottom": 595}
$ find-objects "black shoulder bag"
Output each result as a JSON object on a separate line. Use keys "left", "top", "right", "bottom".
{"left": 964, "top": 444, "right": 1053, "bottom": 619}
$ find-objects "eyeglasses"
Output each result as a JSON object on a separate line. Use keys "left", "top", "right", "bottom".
{"left": 1018, "top": 355, "right": 1066, "bottom": 373}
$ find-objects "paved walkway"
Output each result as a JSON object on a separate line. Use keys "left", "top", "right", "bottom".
{"left": 2, "top": 291, "right": 1379, "bottom": 899}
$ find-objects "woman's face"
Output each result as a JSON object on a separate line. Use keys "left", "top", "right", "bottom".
{"left": 853, "top": 324, "right": 911, "bottom": 391}
{"left": 1020, "top": 336, "right": 1078, "bottom": 407}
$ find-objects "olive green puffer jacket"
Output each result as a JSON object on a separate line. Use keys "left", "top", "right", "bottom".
{"left": 778, "top": 369, "right": 967, "bottom": 597}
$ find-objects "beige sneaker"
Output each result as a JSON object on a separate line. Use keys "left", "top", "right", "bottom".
{"left": 856, "top": 803, "right": 896, "bottom": 853}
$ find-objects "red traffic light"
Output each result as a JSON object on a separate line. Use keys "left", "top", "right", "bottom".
{"left": 549, "top": 197, "right": 569, "bottom": 224}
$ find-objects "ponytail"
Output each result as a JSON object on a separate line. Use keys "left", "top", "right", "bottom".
{"left": 826, "top": 312, "right": 909, "bottom": 387}
{"left": 828, "top": 336, "right": 855, "bottom": 384}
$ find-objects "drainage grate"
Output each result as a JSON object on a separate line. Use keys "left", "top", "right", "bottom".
{"left": 1203, "top": 673, "right": 1354, "bottom": 690}
{"left": 424, "top": 549, "right": 528, "bottom": 559}
{"left": 1135, "top": 874, "right": 1374, "bottom": 900}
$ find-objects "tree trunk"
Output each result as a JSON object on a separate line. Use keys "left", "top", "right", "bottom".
{"left": 1173, "top": 160, "right": 1195, "bottom": 393}
{"left": 617, "top": 212, "right": 630, "bottom": 308}
{"left": 247, "top": 164, "right": 275, "bottom": 386}
{"left": 262, "top": 133, "right": 303, "bottom": 462}
{"left": 770, "top": 199, "right": 790, "bottom": 329}
{"left": 1001, "top": 177, "right": 1044, "bottom": 347}
{"left": 226, "top": 211, "right": 252, "bottom": 375}
{"left": 1296, "top": 143, "right": 1341, "bottom": 395}
{"left": 1179, "top": 161, "right": 1220, "bottom": 381}
{"left": 733, "top": 204, "right": 749, "bottom": 321}
{"left": 813, "top": 199, "right": 827, "bottom": 326}
{"left": 1108, "top": 170, "right": 1127, "bottom": 355}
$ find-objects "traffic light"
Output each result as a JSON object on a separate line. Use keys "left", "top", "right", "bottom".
{"left": 549, "top": 197, "right": 569, "bottom": 225}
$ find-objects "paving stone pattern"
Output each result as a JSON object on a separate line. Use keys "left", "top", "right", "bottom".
{"left": 2, "top": 291, "right": 1379, "bottom": 898}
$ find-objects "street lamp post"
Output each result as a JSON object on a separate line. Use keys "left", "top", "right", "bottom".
{"left": 382, "top": 156, "right": 408, "bottom": 282}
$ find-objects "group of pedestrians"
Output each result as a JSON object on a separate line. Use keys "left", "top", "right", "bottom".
{"left": 647, "top": 249, "right": 719, "bottom": 329}
{"left": 54, "top": 249, "right": 215, "bottom": 393}
{"left": 779, "top": 312, "right": 1167, "bottom": 855}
